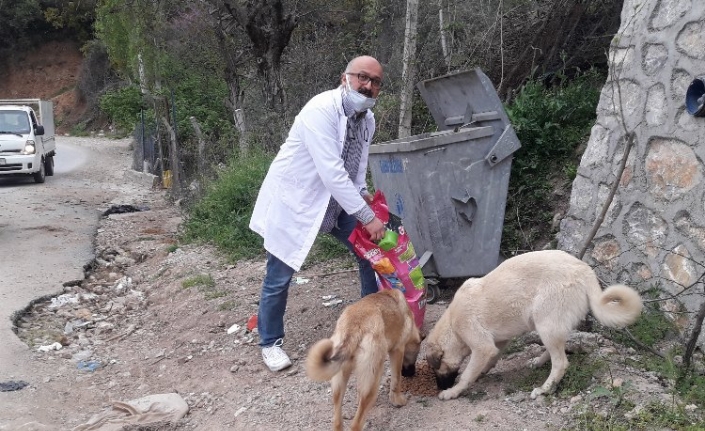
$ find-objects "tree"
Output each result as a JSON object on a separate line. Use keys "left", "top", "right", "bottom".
{"left": 397, "top": 0, "right": 418, "bottom": 139}
{"left": 208, "top": 0, "right": 298, "bottom": 114}
{"left": 0, "top": 0, "right": 42, "bottom": 68}
{"left": 42, "top": 0, "right": 97, "bottom": 42}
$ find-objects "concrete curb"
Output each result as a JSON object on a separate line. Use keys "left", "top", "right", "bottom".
{"left": 124, "top": 169, "right": 160, "bottom": 189}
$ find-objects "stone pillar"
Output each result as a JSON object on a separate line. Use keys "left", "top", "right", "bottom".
{"left": 556, "top": 0, "right": 705, "bottom": 344}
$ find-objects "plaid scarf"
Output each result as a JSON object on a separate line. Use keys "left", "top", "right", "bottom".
{"left": 319, "top": 93, "right": 368, "bottom": 233}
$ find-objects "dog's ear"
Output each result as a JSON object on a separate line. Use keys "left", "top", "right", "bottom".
{"left": 426, "top": 345, "right": 443, "bottom": 370}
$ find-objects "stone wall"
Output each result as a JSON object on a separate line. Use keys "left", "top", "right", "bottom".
{"left": 556, "top": 0, "right": 705, "bottom": 343}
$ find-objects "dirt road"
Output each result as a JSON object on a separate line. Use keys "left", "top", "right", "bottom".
{"left": 0, "top": 136, "right": 156, "bottom": 429}
{"left": 0, "top": 136, "right": 675, "bottom": 431}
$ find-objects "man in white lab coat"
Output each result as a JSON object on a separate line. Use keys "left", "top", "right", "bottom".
{"left": 249, "top": 55, "right": 387, "bottom": 372}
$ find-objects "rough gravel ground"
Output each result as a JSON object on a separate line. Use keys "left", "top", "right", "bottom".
{"left": 8, "top": 137, "right": 701, "bottom": 431}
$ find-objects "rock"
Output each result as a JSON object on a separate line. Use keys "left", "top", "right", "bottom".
{"left": 570, "top": 395, "right": 583, "bottom": 403}
{"left": 72, "top": 350, "right": 93, "bottom": 362}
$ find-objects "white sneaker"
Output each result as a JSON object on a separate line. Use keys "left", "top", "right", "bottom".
{"left": 262, "top": 338, "right": 292, "bottom": 372}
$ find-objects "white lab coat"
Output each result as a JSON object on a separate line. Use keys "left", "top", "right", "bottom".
{"left": 249, "top": 87, "right": 375, "bottom": 270}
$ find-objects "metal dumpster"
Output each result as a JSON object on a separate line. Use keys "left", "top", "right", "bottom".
{"left": 368, "top": 68, "right": 521, "bottom": 297}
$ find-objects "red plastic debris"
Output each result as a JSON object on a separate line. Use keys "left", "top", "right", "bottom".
{"left": 246, "top": 314, "right": 258, "bottom": 332}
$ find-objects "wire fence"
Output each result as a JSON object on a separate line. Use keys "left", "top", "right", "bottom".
{"left": 132, "top": 109, "right": 159, "bottom": 175}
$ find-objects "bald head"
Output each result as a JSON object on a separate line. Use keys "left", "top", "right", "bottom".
{"left": 342, "top": 55, "right": 384, "bottom": 98}
{"left": 345, "top": 56, "right": 383, "bottom": 75}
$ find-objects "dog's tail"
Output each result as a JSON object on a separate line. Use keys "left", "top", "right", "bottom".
{"left": 589, "top": 284, "right": 643, "bottom": 328}
{"left": 305, "top": 338, "right": 349, "bottom": 382}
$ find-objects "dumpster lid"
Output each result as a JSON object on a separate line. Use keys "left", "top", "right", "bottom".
{"left": 369, "top": 126, "right": 494, "bottom": 154}
{"left": 416, "top": 68, "right": 510, "bottom": 131}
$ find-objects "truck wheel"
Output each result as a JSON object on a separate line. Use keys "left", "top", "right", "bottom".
{"left": 44, "top": 155, "right": 55, "bottom": 176}
{"left": 33, "top": 160, "right": 46, "bottom": 183}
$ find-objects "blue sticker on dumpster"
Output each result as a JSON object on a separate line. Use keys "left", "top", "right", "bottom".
{"left": 380, "top": 158, "right": 404, "bottom": 173}
{"left": 395, "top": 194, "right": 405, "bottom": 217}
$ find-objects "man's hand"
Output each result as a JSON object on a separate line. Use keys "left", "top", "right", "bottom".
{"left": 363, "top": 217, "right": 385, "bottom": 241}
{"left": 362, "top": 192, "right": 374, "bottom": 204}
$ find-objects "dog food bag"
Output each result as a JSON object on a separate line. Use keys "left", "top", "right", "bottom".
{"left": 349, "top": 190, "right": 426, "bottom": 329}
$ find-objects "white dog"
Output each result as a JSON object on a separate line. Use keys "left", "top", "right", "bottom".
{"left": 425, "top": 250, "right": 643, "bottom": 400}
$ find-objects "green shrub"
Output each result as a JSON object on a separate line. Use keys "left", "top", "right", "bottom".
{"left": 677, "top": 371, "right": 705, "bottom": 407}
{"left": 502, "top": 69, "right": 604, "bottom": 253}
{"left": 182, "top": 151, "right": 272, "bottom": 261}
{"left": 167, "top": 70, "right": 235, "bottom": 142}
{"left": 183, "top": 148, "right": 361, "bottom": 265}
{"left": 99, "top": 85, "right": 143, "bottom": 133}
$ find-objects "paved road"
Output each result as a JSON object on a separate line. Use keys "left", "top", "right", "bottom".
{"left": 0, "top": 136, "right": 147, "bottom": 428}
{"left": 0, "top": 140, "right": 96, "bottom": 371}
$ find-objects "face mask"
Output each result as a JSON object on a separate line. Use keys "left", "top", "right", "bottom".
{"left": 346, "top": 80, "right": 376, "bottom": 113}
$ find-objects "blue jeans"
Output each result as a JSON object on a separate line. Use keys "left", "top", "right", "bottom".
{"left": 258, "top": 211, "right": 378, "bottom": 347}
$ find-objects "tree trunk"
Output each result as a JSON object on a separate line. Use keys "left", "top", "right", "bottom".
{"left": 213, "top": 23, "right": 249, "bottom": 156}
{"left": 161, "top": 114, "right": 180, "bottom": 194}
{"left": 684, "top": 298, "right": 705, "bottom": 370}
{"left": 234, "top": 108, "right": 249, "bottom": 156}
{"left": 438, "top": 0, "right": 450, "bottom": 70}
{"left": 189, "top": 116, "right": 207, "bottom": 177}
{"left": 398, "top": 0, "right": 419, "bottom": 139}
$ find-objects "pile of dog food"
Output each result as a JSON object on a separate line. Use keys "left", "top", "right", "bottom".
{"left": 402, "top": 360, "right": 439, "bottom": 396}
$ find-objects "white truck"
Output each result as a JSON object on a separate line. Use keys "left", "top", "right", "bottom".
{"left": 0, "top": 99, "right": 56, "bottom": 183}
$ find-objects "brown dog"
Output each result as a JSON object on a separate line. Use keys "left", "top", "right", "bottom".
{"left": 426, "top": 250, "right": 643, "bottom": 400}
{"left": 306, "top": 288, "right": 421, "bottom": 431}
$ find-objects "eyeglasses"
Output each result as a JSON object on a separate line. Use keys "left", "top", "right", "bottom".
{"left": 346, "top": 72, "right": 383, "bottom": 89}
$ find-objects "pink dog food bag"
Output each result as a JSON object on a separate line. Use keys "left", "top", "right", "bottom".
{"left": 349, "top": 190, "right": 426, "bottom": 329}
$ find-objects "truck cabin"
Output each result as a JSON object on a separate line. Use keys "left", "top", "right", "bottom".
{"left": 0, "top": 110, "right": 33, "bottom": 135}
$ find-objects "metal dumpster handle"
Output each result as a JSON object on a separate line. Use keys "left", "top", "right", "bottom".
{"left": 451, "top": 191, "right": 477, "bottom": 225}
{"left": 485, "top": 125, "right": 522, "bottom": 167}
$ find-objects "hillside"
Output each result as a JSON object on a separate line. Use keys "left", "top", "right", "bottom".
{"left": 0, "top": 40, "right": 86, "bottom": 134}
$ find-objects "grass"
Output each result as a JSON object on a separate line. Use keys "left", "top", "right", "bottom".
{"left": 568, "top": 300, "right": 705, "bottom": 430}
{"left": 676, "top": 371, "right": 705, "bottom": 406}
{"left": 573, "top": 400, "right": 705, "bottom": 430}
{"left": 604, "top": 287, "right": 678, "bottom": 350}
{"left": 509, "top": 352, "right": 604, "bottom": 397}
{"left": 303, "top": 233, "right": 355, "bottom": 270}
{"left": 181, "top": 273, "right": 228, "bottom": 299}
{"left": 218, "top": 300, "right": 238, "bottom": 311}
{"left": 183, "top": 144, "right": 356, "bottom": 267}
{"left": 182, "top": 150, "right": 272, "bottom": 261}
{"left": 503, "top": 337, "right": 527, "bottom": 355}
{"left": 181, "top": 274, "right": 215, "bottom": 289}
{"left": 203, "top": 290, "right": 228, "bottom": 300}
{"left": 70, "top": 122, "right": 91, "bottom": 137}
